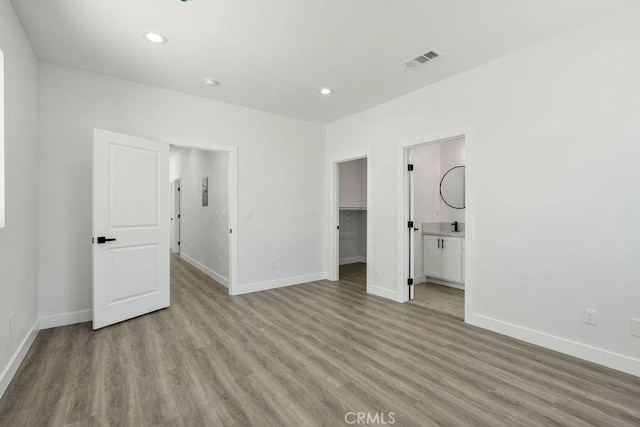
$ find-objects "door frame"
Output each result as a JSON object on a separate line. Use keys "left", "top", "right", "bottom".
{"left": 161, "top": 137, "right": 239, "bottom": 295}
{"left": 397, "top": 128, "right": 474, "bottom": 321}
{"left": 328, "top": 150, "right": 372, "bottom": 293}
{"left": 171, "top": 177, "right": 181, "bottom": 254}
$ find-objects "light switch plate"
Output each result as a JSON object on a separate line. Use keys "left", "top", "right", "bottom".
{"left": 632, "top": 318, "right": 640, "bottom": 337}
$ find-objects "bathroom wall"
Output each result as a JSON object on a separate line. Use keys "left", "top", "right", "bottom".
{"left": 439, "top": 138, "right": 465, "bottom": 224}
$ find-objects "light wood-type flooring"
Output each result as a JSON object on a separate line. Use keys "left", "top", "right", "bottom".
{"left": 1, "top": 256, "right": 639, "bottom": 426}
{"left": 412, "top": 281, "right": 465, "bottom": 320}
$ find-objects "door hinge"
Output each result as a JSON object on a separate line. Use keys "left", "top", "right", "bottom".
{"left": 178, "top": 187, "right": 181, "bottom": 191}
{"left": 407, "top": 278, "right": 414, "bottom": 286}
{"left": 408, "top": 221, "right": 414, "bottom": 229}
{"left": 178, "top": 214, "right": 181, "bottom": 219}
{"left": 230, "top": 229, "right": 233, "bottom": 234}
{"left": 178, "top": 241, "right": 180, "bottom": 245}
{"left": 408, "top": 164, "right": 414, "bottom": 171}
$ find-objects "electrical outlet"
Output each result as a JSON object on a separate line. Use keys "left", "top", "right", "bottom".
{"left": 584, "top": 309, "right": 597, "bottom": 326}
{"left": 219, "top": 255, "right": 223, "bottom": 264}
{"left": 222, "top": 209, "right": 226, "bottom": 217}
{"left": 246, "top": 209, "right": 252, "bottom": 219}
{"left": 9, "top": 313, "right": 14, "bottom": 335}
{"left": 374, "top": 266, "right": 380, "bottom": 275}
{"left": 632, "top": 318, "right": 640, "bottom": 337}
{"left": 270, "top": 260, "right": 275, "bottom": 269}
{"left": 309, "top": 209, "right": 315, "bottom": 218}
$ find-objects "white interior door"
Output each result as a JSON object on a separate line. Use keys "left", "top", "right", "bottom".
{"left": 92, "top": 129, "right": 170, "bottom": 330}
{"left": 408, "top": 162, "right": 416, "bottom": 300}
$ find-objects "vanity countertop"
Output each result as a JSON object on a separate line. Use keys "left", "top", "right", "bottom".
{"left": 422, "top": 230, "right": 465, "bottom": 238}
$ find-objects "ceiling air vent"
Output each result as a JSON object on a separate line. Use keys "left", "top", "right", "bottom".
{"left": 402, "top": 50, "right": 441, "bottom": 69}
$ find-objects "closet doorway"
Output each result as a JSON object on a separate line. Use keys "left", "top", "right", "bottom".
{"left": 329, "top": 153, "right": 371, "bottom": 293}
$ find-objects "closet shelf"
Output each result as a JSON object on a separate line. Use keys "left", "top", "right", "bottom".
{"left": 339, "top": 207, "right": 367, "bottom": 211}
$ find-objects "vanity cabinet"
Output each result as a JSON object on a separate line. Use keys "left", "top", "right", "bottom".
{"left": 422, "top": 235, "right": 464, "bottom": 284}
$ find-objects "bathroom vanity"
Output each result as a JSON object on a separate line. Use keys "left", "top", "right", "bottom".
{"left": 422, "top": 228, "right": 465, "bottom": 287}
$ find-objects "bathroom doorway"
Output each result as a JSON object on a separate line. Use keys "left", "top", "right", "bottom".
{"left": 405, "top": 136, "right": 466, "bottom": 320}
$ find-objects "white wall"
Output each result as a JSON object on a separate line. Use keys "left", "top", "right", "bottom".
{"left": 326, "top": 11, "right": 640, "bottom": 375}
{"left": 339, "top": 159, "right": 367, "bottom": 263}
{"left": 339, "top": 158, "right": 367, "bottom": 208}
{"left": 0, "top": 0, "right": 39, "bottom": 394}
{"left": 38, "top": 62, "right": 326, "bottom": 317}
{"left": 439, "top": 138, "right": 465, "bottom": 224}
{"left": 170, "top": 148, "right": 229, "bottom": 282}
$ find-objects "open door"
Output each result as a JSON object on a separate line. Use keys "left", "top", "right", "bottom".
{"left": 408, "top": 162, "right": 416, "bottom": 300}
{"left": 92, "top": 129, "right": 170, "bottom": 330}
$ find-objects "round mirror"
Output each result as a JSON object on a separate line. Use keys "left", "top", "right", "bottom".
{"left": 440, "top": 166, "right": 465, "bottom": 209}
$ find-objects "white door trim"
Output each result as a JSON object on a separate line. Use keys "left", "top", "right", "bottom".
{"left": 161, "top": 137, "right": 239, "bottom": 296}
{"left": 328, "top": 150, "right": 372, "bottom": 294}
{"left": 396, "top": 128, "right": 474, "bottom": 321}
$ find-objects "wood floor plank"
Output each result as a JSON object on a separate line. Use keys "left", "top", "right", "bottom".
{"left": 0, "top": 257, "right": 639, "bottom": 426}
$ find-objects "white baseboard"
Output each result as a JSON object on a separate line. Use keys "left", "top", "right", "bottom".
{"left": 414, "top": 274, "right": 426, "bottom": 284}
{"left": 0, "top": 318, "right": 39, "bottom": 399}
{"left": 233, "top": 272, "right": 326, "bottom": 295}
{"left": 339, "top": 256, "right": 367, "bottom": 265}
{"left": 368, "top": 285, "right": 401, "bottom": 302}
{"left": 468, "top": 313, "right": 640, "bottom": 378}
{"left": 421, "top": 276, "right": 465, "bottom": 290}
{"left": 39, "top": 309, "right": 92, "bottom": 329}
{"left": 181, "top": 252, "right": 229, "bottom": 288}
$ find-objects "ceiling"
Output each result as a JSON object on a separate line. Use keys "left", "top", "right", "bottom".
{"left": 11, "top": 0, "right": 637, "bottom": 124}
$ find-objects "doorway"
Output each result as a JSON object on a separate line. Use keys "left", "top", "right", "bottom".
{"left": 329, "top": 153, "right": 371, "bottom": 293}
{"left": 404, "top": 136, "right": 467, "bottom": 320}
{"left": 169, "top": 146, "right": 231, "bottom": 290}
{"left": 92, "top": 130, "right": 239, "bottom": 329}
{"left": 171, "top": 178, "right": 181, "bottom": 254}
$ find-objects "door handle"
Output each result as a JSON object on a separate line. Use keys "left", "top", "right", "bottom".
{"left": 96, "top": 236, "right": 116, "bottom": 244}
{"left": 442, "top": 239, "right": 445, "bottom": 249}
{"left": 437, "top": 238, "right": 440, "bottom": 248}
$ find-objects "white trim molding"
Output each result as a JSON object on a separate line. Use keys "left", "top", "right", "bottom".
{"left": 233, "top": 272, "right": 326, "bottom": 295}
{"left": 339, "top": 256, "right": 367, "bottom": 265}
{"left": 39, "top": 309, "right": 92, "bottom": 329}
{"left": 181, "top": 252, "right": 229, "bottom": 288}
{"left": 368, "top": 285, "right": 402, "bottom": 303}
{"left": 0, "top": 319, "right": 39, "bottom": 399}
{"left": 468, "top": 313, "right": 640, "bottom": 377}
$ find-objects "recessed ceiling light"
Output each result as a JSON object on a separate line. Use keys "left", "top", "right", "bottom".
{"left": 143, "top": 32, "right": 167, "bottom": 44}
{"left": 319, "top": 88, "right": 333, "bottom": 95}
{"left": 204, "top": 78, "right": 219, "bottom": 87}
